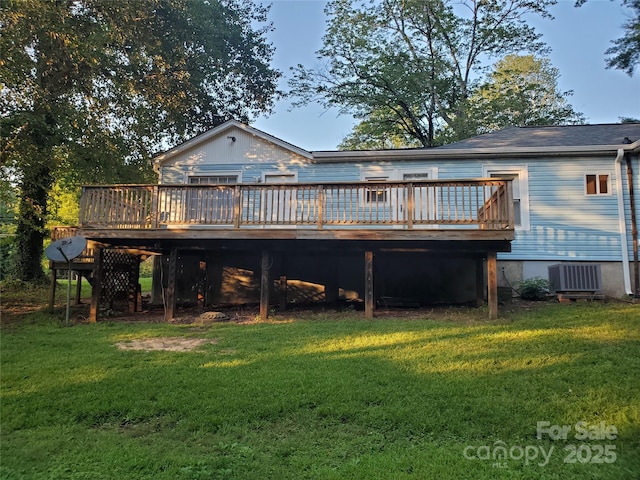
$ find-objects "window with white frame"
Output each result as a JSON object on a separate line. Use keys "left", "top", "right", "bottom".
{"left": 402, "top": 172, "right": 431, "bottom": 181}
{"left": 263, "top": 173, "right": 297, "bottom": 184}
{"left": 364, "top": 176, "right": 389, "bottom": 203}
{"left": 187, "top": 174, "right": 239, "bottom": 223}
{"left": 189, "top": 175, "right": 238, "bottom": 185}
{"left": 585, "top": 173, "right": 610, "bottom": 195}
{"left": 360, "top": 168, "right": 436, "bottom": 215}
{"left": 483, "top": 165, "right": 530, "bottom": 230}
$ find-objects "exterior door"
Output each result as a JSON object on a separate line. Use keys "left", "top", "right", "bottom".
{"left": 262, "top": 172, "right": 297, "bottom": 227}
{"left": 483, "top": 165, "right": 529, "bottom": 230}
{"left": 398, "top": 170, "right": 437, "bottom": 228}
{"left": 401, "top": 172, "right": 432, "bottom": 226}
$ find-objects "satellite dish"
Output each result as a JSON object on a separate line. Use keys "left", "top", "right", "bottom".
{"left": 46, "top": 235, "right": 87, "bottom": 325}
{"left": 45, "top": 235, "right": 87, "bottom": 262}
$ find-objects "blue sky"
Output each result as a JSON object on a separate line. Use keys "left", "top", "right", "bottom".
{"left": 254, "top": 0, "right": 640, "bottom": 151}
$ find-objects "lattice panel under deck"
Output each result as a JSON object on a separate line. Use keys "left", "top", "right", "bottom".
{"left": 100, "top": 250, "right": 140, "bottom": 310}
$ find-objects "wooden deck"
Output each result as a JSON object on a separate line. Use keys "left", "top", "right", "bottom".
{"left": 54, "top": 179, "right": 515, "bottom": 321}
{"left": 77, "top": 179, "right": 514, "bottom": 243}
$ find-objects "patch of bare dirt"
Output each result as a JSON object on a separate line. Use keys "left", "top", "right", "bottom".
{"left": 1, "top": 304, "right": 46, "bottom": 320}
{"left": 2, "top": 296, "right": 574, "bottom": 327}
{"left": 102, "top": 301, "right": 550, "bottom": 325}
{"left": 115, "top": 337, "right": 217, "bottom": 352}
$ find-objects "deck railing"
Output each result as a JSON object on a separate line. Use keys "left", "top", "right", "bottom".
{"left": 78, "top": 179, "right": 514, "bottom": 231}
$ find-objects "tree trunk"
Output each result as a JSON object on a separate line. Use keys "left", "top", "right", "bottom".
{"left": 15, "top": 154, "right": 52, "bottom": 282}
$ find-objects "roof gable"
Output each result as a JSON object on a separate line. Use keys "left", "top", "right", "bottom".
{"left": 153, "top": 120, "right": 312, "bottom": 167}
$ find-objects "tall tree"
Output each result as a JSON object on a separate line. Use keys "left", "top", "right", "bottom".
{"left": 338, "top": 108, "right": 424, "bottom": 150}
{"left": 0, "top": 0, "right": 280, "bottom": 282}
{"left": 289, "top": 0, "right": 555, "bottom": 149}
{"left": 577, "top": 0, "right": 640, "bottom": 76}
{"left": 465, "top": 55, "right": 585, "bottom": 135}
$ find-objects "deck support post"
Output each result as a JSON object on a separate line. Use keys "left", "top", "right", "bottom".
{"left": 364, "top": 250, "right": 374, "bottom": 319}
{"left": 48, "top": 268, "right": 57, "bottom": 311}
{"left": 279, "top": 275, "right": 287, "bottom": 311}
{"left": 128, "top": 255, "right": 141, "bottom": 314}
{"left": 205, "top": 257, "right": 223, "bottom": 307}
{"left": 74, "top": 272, "right": 83, "bottom": 305}
{"left": 260, "top": 250, "right": 271, "bottom": 321}
{"left": 150, "top": 255, "right": 163, "bottom": 306}
{"left": 278, "top": 254, "right": 287, "bottom": 311}
{"left": 323, "top": 255, "right": 340, "bottom": 305}
{"left": 487, "top": 251, "right": 498, "bottom": 319}
{"left": 475, "top": 258, "right": 485, "bottom": 307}
{"left": 325, "top": 266, "right": 339, "bottom": 305}
{"left": 89, "top": 248, "right": 104, "bottom": 323}
{"left": 325, "top": 282, "right": 339, "bottom": 304}
{"left": 166, "top": 248, "right": 178, "bottom": 321}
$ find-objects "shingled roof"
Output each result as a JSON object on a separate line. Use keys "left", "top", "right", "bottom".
{"left": 437, "top": 124, "right": 640, "bottom": 149}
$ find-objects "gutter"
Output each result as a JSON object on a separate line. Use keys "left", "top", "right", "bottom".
{"left": 311, "top": 142, "right": 640, "bottom": 163}
{"left": 615, "top": 148, "right": 633, "bottom": 295}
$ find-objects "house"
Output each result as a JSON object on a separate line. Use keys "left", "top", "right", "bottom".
{"left": 65, "top": 120, "right": 640, "bottom": 321}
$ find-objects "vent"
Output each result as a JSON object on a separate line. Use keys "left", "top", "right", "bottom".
{"left": 548, "top": 264, "right": 602, "bottom": 292}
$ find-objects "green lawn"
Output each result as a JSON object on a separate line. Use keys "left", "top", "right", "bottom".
{"left": 1, "top": 302, "right": 639, "bottom": 479}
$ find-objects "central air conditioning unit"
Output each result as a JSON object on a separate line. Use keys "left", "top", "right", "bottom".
{"left": 548, "top": 263, "right": 602, "bottom": 292}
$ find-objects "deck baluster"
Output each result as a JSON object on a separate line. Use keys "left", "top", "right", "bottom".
{"left": 76, "top": 179, "right": 513, "bottom": 232}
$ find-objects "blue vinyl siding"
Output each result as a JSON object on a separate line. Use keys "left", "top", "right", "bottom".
{"left": 509, "top": 157, "right": 622, "bottom": 261}
{"left": 309, "top": 156, "right": 629, "bottom": 262}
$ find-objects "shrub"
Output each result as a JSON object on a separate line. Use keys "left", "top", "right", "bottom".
{"left": 139, "top": 256, "right": 155, "bottom": 277}
{"left": 518, "top": 277, "right": 552, "bottom": 300}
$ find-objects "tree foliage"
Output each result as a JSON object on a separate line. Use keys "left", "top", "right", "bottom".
{"left": 290, "top": 0, "right": 557, "bottom": 149}
{"left": 465, "top": 55, "right": 585, "bottom": 135}
{"left": 0, "top": 0, "right": 280, "bottom": 281}
{"left": 577, "top": 0, "right": 640, "bottom": 76}
{"left": 338, "top": 108, "right": 424, "bottom": 150}
{"left": 605, "top": 0, "right": 640, "bottom": 75}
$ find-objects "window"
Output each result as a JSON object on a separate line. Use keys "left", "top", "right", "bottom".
{"left": 188, "top": 175, "right": 238, "bottom": 223}
{"left": 364, "top": 176, "right": 389, "bottom": 203}
{"left": 263, "top": 173, "right": 297, "bottom": 184}
{"left": 585, "top": 174, "right": 610, "bottom": 195}
{"left": 483, "top": 165, "right": 530, "bottom": 230}
{"left": 359, "top": 169, "right": 436, "bottom": 220}
{"left": 402, "top": 173, "right": 431, "bottom": 181}
{"left": 189, "top": 175, "right": 238, "bottom": 185}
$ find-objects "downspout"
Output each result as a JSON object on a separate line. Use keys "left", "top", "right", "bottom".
{"left": 626, "top": 152, "right": 639, "bottom": 297}
{"left": 615, "top": 148, "right": 632, "bottom": 295}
